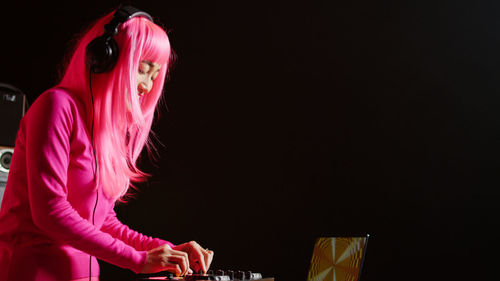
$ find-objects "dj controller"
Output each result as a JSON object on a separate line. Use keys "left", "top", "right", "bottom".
{"left": 138, "top": 270, "right": 273, "bottom": 281}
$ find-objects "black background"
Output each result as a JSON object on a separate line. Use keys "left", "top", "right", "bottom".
{"left": 1, "top": 0, "right": 499, "bottom": 280}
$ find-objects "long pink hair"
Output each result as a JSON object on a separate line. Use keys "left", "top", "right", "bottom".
{"left": 58, "top": 10, "right": 172, "bottom": 200}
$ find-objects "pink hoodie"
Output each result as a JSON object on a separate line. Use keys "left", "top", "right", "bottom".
{"left": 0, "top": 88, "right": 173, "bottom": 281}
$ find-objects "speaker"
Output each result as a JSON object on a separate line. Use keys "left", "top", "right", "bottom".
{"left": 0, "top": 147, "right": 13, "bottom": 207}
{"left": 0, "top": 83, "right": 26, "bottom": 208}
{"left": 0, "top": 83, "right": 27, "bottom": 147}
{"left": 0, "top": 181, "right": 5, "bottom": 208}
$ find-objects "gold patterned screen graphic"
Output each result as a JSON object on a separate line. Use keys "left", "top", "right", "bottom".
{"left": 307, "top": 237, "right": 367, "bottom": 281}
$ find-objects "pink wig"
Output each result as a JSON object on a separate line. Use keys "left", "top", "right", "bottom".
{"left": 58, "top": 10, "right": 172, "bottom": 200}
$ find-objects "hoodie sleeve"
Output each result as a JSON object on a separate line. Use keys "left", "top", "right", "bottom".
{"left": 101, "top": 207, "right": 174, "bottom": 251}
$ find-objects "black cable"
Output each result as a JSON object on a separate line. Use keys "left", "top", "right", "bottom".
{"left": 89, "top": 67, "right": 99, "bottom": 281}
{"left": 89, "top": 67, "right": 97, "bottom": 181}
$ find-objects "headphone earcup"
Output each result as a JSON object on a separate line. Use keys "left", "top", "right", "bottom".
{"left": 85, "top": 36, "right": 119, "bottom": 73}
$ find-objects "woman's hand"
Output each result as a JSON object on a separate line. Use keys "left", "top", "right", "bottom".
{"left": 141, "top": 241, "right": 214, "bottom": 275}
{"left": 172, "top": 241, "right": 214, "bottom": 274}
{"left": 141, "top": 244, "right": 190, "bottom": 275}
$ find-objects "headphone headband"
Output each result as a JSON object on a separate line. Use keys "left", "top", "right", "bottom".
{"left": 104, "top": 6, "right": 153, "bottom": 36}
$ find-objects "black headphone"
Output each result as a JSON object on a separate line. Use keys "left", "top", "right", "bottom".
{"left": 85, "top": 5, "right": 153, "bottom": 73}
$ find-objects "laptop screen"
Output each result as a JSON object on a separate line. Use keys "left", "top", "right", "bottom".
{"left": 307, "top": 235, "right": 369, "bottom": 281}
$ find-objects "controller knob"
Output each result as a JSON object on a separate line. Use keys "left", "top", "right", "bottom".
{"left": 253, "top": 273, "right": 263, "bottom": 280}
{"left": 235, "top": 270, "right": 245, "bottom": 280}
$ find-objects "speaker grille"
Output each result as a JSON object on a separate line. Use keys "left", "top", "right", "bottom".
{"left": 0, "top": 148, "right": 13, "bottom": 174}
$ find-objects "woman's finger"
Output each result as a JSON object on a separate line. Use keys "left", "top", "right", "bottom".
{"left": 162, "top": 263, "right": 182, "bottom": 276}
{"left": 205, "top": 250, "right": 214, "bottom": 270}
{"left": 189, "top": 242, "right": 207, "bottom": 273}
{"left": 165, "top": 253, "right": 189, "bottom": 276}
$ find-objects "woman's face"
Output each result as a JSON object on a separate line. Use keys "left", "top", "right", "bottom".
{"left": 137, "top": 60, "right": 161, "bottom": 97}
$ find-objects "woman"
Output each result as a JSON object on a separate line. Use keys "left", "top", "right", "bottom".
{"left": 0, "top": 6, "right": 213, "bottom": 281}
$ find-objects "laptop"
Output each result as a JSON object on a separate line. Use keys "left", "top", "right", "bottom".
{"left": 307, "top": 235, "right": 369, "bottom": 281}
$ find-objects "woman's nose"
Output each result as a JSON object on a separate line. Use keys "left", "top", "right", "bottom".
{"left": 138, "top": 80, "right": 152, "bottom": 95}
